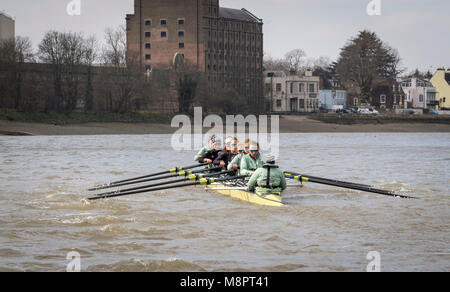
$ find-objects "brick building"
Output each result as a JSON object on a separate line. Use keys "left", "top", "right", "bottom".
{"left": 371, "top": 79, "right": 405, "bottom": 110}
{"left": 126, "top": 0, "right": 264, "bottom": 111}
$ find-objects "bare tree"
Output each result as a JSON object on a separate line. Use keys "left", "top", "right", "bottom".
{"left": 263, "top": 53, "right": 289, "bottom": 73}
{"left": 305, "top": 56, "right": 332, "bottom": 70}
{"left": 82, "top": 36, "right": 98, "bottom": 111}
{"left": 38, "top": 31, "right": 91, "bottom": 112}
{"left": 284, "top": 49, "right": 306, "bottom": 74}
{"left": 0, "top": 36, "right": 35, "bottom": 109}
{"left": 99, "top": 26, "right": 141, "bottom": 113}
{"left": 102, "top": 26, "right": 127, "bottom": 66}
{"left": 38, "top": 31, "right": 67, "bottom": 112}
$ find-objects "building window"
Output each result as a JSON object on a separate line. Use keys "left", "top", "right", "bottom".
{"left": 276, "top": 83, "right": 282, "bottom": 92}
{"left": 299, "top": 83, "right": 305, "bottom": 92}
{"left": 161, "top": 31, "right": 167, "bottom": 38}
{"left": 145, "top": 19, "right": 151, "bottom": 26}
{"left": 160, "top": 19, "right": 167, "bottom": 26}
{"left": 276, "top": 100, "right": 282, "bottom": 108}
{"left": 145, "top": 32, "right": 151, "bottom": 38}
{"left": 178, "top": 31, "right": 184, "bottom": 37}
{"left": 179, "top": 43, "right": 185, "bottom": 49}
{"left": 419, "top": 94, "right": 424, "bottom": 102}
{"left": 299, "top": 99, "right": 305, "bottom": 108}
{"left": 309, "top": 83, "right": 315, "bottom": 93}
{"left": 145, "top": 54, "right": 151, "bottom": 60}
{"left": 380, "top": 94, "right": 386, "bottom": 104}
{"left": 354, "top": 98, "right": 359, "bottom": 106}
{"left": 290, "top": 83, "right": 293, "bottom": 94}
{"left": 145, "top": 43, "right": 151, "bottom": 49}
{"left": 178, "top": 19, "right": 185, "bottom": 25}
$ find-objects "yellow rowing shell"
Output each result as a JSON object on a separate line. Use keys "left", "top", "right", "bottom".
{"left": 205, "top": 183, "right": 283, "bottom": 207}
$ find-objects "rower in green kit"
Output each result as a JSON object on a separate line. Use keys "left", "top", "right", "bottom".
{"left": 247, "top": 155, "right": 287, "bottom": 194}
{"left": 240, "top": 142, "right": 264, "bottom": 176}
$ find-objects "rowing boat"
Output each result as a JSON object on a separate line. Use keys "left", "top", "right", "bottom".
{"left": 205, "top": 182, "right": 283, "bottom": 207}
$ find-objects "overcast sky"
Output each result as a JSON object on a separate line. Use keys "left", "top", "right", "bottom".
{"left": 1, "top": 0, "right": 449, "bottom": 72}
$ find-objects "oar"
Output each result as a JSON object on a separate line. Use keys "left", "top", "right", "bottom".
{"left": 285, "top": 171, "right": 373, "bottom": 189}
{"left": 88, "top": 163, "right": 209, "bottom": 191}
{"left": 88, "top": 166, "right": 222, "bottom": 191}
{"left": 88, "top": 175, "right": 248, "bottom": 201}
{"left": 285, "top": 175, "right": 418, "bottom": 199}
{"left": 93, "top": 170, "right": 233, "bottom": 198}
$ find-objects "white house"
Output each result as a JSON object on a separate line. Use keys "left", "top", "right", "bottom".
{"left": 398, "top": 77, "right": 438, "bottom": 109}
{"left": 265, "top": 70, "right": 321, "bottom": 113}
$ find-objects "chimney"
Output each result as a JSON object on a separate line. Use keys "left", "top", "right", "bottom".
{"left": 289, "top": 69, "right": 296, "bottom": 76}
{"left": 305, "top": 69, "right": 313, "bottom": 77}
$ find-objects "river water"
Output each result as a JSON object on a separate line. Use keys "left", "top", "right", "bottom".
{"left": 0, "top": 133, "right": 449, "bottom": 272}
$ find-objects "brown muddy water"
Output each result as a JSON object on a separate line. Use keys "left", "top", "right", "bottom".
{"left": 0, "top": 133, "right": 449, "bottom": 272}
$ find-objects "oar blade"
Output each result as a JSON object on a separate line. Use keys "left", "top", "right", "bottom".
{"left": 285, "top": 174, "right": 418, "bottom": 199}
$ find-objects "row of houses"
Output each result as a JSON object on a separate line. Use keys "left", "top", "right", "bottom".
{"left": 264, "top": 68, "right": 450, "bottom": 113}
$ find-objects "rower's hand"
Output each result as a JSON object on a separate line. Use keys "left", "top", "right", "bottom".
{"left": 248, "top": 171, "right": 255, "bottom": 176}
{"left": 220, "top": 161, "right": 226, "bottom": 168}
{"left": 204, "top": 159, "right": 213, "bottom": 164}
{"left": 232, "top": 164, "right": 239, "bottom": 170}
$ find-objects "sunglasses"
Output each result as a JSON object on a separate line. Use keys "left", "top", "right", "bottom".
{"left": 250, "top": 150, "right": 259, "bottom": 153}
{"left": 231, "top": 144, "right": 237, "bottom": 147}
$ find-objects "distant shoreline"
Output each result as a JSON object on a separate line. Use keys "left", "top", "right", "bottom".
{"left": 1, "top": 115, "right": 450, "bottom": 136}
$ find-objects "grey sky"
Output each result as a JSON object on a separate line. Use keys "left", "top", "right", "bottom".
{"left": 1, "top": 0, "right": 449, "bottom": 72}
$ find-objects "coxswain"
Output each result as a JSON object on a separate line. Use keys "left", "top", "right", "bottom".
{"left": 247, "top": 155, "right": 287, "bottom": 194}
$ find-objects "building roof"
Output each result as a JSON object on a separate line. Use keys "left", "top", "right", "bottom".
{"left": 0, "top": 11, "right": 14, "bottom": 20}
{"left": 219, "top": 8, "right": 262, "bottom": 22}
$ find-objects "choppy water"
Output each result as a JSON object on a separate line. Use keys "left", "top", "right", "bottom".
{"left": 0, "top": 133, "right": 449, "bottom": 272}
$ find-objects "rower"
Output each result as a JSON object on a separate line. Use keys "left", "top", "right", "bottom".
{"left": 214, "top": 137, "right": 238, "bottom": 169}
{"left": 240, "top": 142, "right": 264, "bottom": 176}
{"left": 194, "top": 135, "right": 216, "bottom": 162}
{"left": 247, "top": 155, "right": 287, "bottom": 194}
{"left": 227, "top": 141, "right": 245, "bottom": 174}
{"left": 198, "top": 138, "right": 222, "bottom": 165}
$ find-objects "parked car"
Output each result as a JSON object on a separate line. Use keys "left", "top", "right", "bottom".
{"left": 345, "top": 108, "right": 358, "bottom": 114}
{"left": 403, "top": 109, "right": 416, "bottom": 115}
{"left": 358, "top": 108, "right": 379, "bottom": 115}
{"left": 336, "top": 108, "right": 356, "bottom": 114}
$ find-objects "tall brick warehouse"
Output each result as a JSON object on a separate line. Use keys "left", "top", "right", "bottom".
{"left": 126, "top": 0, "right": 264, "bottom": 111}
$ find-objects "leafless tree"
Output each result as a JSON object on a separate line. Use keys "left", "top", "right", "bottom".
{"left": 82, "top": 36, "right": 98, "bottom": 111}
{"left": 102, "top": 26, "right": 127, "bottom": 66}
{"left": 284, "top": 49, "right": 306, "bottom": 74}
{"left": 38, "top": 31, "right": 95, "bottom": 112}
{"left": 99, "top": 26, "right": 141, "bottom": 113}
{"left": 263, "top": 53, "right": 289, "bottom": 73}
{"left": 0, "top": 36, "right": 35, "bottom": 109}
